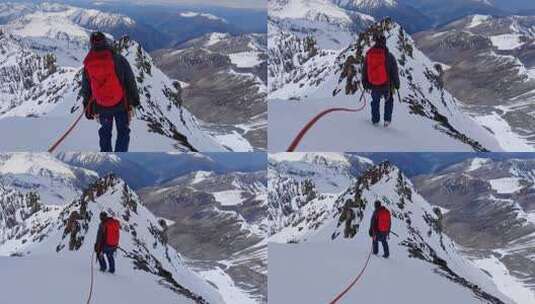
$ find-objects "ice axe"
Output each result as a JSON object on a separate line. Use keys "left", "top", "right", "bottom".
{"left": 390, "top": 231, "right": 400, "bottom": 238}
{"left": 396, "top": 89, "right": 402, "bottom": 103}
{"left": 357, "top": 89, "right": 366, "bottom": 105}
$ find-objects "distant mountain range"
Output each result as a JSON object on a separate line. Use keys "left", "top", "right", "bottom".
{"left": 53, "top": 0, "right": 267, "bottom": 50}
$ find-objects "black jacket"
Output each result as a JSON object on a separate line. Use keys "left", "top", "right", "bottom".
{"left": 362, "top": 45, "right": 400, "bottom": 92}
{"left": 81, "top": 46, "right": 140, "bottom": 115}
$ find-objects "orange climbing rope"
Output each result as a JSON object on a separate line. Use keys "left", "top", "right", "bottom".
{"left": 328, "top": 247, "right": 373, "bottom": 304}
{"left": 286, "top": 93, "right": 367, "bottom": 152}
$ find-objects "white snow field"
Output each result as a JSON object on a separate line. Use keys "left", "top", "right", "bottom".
{"left": 473, "top": 256, "right": 535, "bottom": 304}
{"left": 269, "top": 96, "right": 500, "bottom": 152}
{"left": 268, "top": 161, "right": 515, "bottom": 304}
{"left": 269, "top": 241, "right": 493, "bottom": 304}
{"left": 268, "top": 17, "right": 507, "bottom": 152}
{"left": 489, "top": 177, "right": 524, "bottom": 194}
{"left": 229, "top": 52, "right": 263, "bottom": 68}
{"left": 0, "top": 255, "right": 187, "bottom": 303}
{"left": 212, "top": 190, "right": 247, "bottom": 206}
{"left": 490, "top": 34, "right": 525, "bottom": 51}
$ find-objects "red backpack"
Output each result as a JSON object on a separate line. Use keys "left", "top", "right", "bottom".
{"left": 366, "top": 47, "right": 389, "bottom": 86}
{"left": 83, "top": 49, "right": 124, "bottom": 107}
{"left": 104, "top": 218, "right": 120, "bottom": 247}
{"left": 376, "top": 207, "right": 391, "bottom": 233}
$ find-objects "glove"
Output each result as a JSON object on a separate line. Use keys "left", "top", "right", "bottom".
{"left": 368, "top": 229, "right": 373, "bottom": 237}
{"left": 83, "top": 100, "right": 94, "bottom": 120}
{"left": 94, "top": 243, "right": 100, "bottom": 253}
{"left": 394, "top": 83, "right": 400, "bottom": 90}
{"left": 128, "top": 108, "right": 136, "bottom": 124}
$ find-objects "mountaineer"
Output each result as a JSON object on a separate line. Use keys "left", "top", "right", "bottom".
{"left": 94, "top": 212, "right": 121, "bottom": 273}
{"left": 369, "top": 200, "right": 391, "bottom": 258}
{"left": 362, "top": 34, "right": 400, "bottom": 127}
{"left": 81, "top": 31, "right": 140, "bottom": 152}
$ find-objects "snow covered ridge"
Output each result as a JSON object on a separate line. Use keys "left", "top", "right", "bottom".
{"left": 0, "top": 2, "right": 255, "bottom": 151}
{"left": 0, "top": 30, "right": 76, "bottom": 115}
{"left": 270, "top": 0, "right": 353, "bottom": 25}
{"left": 0, "top": 2, "right": 136, "bottom": 30}
{"left": 336, "top": 19, "right": 500, "bottom": 152}
{"left": 269, "top": 161, "right": 514, "bottom": 303}
{"left": 334, "top": 0, "right": 398, "bottom": 10}
{"left": 267, "top": 153, "right": 373, "bottom": 237}
{"left": 270, "top": 17, "right": 500, "bottom": 151}
{"left": 110, "top": 37, "right": 222, "bottom": 151}
{"left": 0, "top": 188, "right": 61, "bottom": 255}
{"left": 179, "top": 12, "right": 227, "bottom": 23}
{"left": 0, "top": 29, "right": 226, "bottom": 151}
{"left": 0, "top": 174, "right": 224, "bottom": 303}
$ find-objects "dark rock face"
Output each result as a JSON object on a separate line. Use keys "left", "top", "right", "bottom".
{"left": 415, "top": 15, "right": 535, "bottom": 147}
{"left": 414, "top": 158, "right": 535, "bottom": 293}
{"left": 152, "top": 33, "right": 267, "bottom": 150}
{"left": 139, "top": 170, "right": 267, "bottom": 303}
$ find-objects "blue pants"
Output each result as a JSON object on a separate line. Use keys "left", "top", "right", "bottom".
{"left": 98, "top": 245, "right": 116, "bottom": 273}
{"left": 372, "top": 232, "right": 389, "bottom": 257}
{"left": 371, "top": 89, "right": 394, "bottom": 124}
{"left": 99, "top": 111, "right": 130, "bottom": 152}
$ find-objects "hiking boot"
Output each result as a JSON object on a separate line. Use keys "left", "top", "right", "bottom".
{"left": 372, "top": 121, "right": 379, "bottom": 126}
{"left": 383, "top": 254, "right": 389, "bottom": 259}
{"left": 384, "top": 121, "right": 391, "bottom": 128}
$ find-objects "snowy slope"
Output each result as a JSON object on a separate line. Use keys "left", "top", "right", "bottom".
{"left": 0, "top": 174, "right": 225, "bottom": 304}
{"left": 268, "top": 161, "right": 514, "bottom": 304}
{"left": 0, "top": 4, "right": 236, "bottom": 152}
{"left": 268, "top": 18, "right": 503, "bottom": 152}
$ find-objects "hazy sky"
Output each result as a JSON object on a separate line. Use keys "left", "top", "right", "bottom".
{"left": 102, "top": 0, "right": 266, "bottom": 9}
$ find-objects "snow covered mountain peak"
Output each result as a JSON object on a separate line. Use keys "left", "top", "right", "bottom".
{"left": 0, "top": 20, "right": 226, "bottom": 151}
{"left": 55, "top": 152, "right": 122, "bottom": 166}
{"left": 1, "top": 2, "right": 135, "bottom": 45}
{"left": 179, "top": 11, "right": 227, "bottom": 23}
{"left": 0, "top": 153, "right": 88, "bottom": 178}
{"left": 270, "top": 161, "right": 514, "bottom": 304}
{"left": 269, "top": 0, "right": 352, "bottom": 25}
{"left": 267, "top": 153, "right": 373, "bottom": 240}
{"left": 335, "top": 0, "right": 398, "bottom": 10}
{"left": 272, "top": 17, "right": 501, "bottom": 151}
{"left": 268, "top": 153, "right": 373, "bottom": 194}
{"left": 0, "top": 174, "right": 225, "bottom": 303}
{"left": 269, "top": 152, "right": 352, "bottom": 167}
{"left": 0, "top": 153, "right": 98, "bottom": 206}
